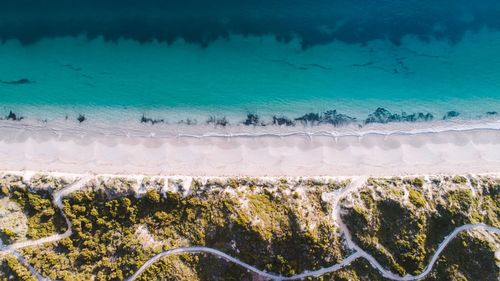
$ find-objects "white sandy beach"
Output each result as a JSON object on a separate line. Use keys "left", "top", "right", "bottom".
{"left": 0, "top": 120, "right": 499, "bottom": 176}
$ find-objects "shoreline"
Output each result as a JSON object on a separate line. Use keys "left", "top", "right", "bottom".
{"left": 1, "top": 105, "right": 498, "bottom": 129}
{"left": 0, "top": 120, "right": 499, "bottom": 176}
{"left": 1, "top": 115, "right": 500, "bottom": 137}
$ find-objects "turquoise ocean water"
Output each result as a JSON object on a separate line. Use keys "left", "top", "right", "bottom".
{"left": 0, "top": 1, "right": 499, "bottom": 126}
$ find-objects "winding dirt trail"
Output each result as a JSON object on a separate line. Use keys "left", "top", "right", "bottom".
{"left": 125, "top": 224, "right": 499, "bottom": 281}
{"left": 125, "top": 247, "right": 362, "bottom": 281}
{"left": 0, "top": 175, "right": 498, "bottom": 281}
{"left": 0, "top": 176, "right": 90, "bottom": 254}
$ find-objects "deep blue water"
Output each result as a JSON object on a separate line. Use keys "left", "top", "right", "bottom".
{"left": 3, "top": 0, "right": 500, "bottom": 47}
{"left": 0, "top": 1, "right": 499, "bottom": 124}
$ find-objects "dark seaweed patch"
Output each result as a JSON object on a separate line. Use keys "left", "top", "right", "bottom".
{"left": 365, "top": 108, "right": 433, "bottom": 124}
{"left": 77, "top": 114, "right": 86, "bottom": 123}
{"left": 243, "top": 113, "right": 260, "bottom": 126}
{"left": 269, "top": 59, "right": 330, "bottom": 71}
{"left": 178, "top": 118, "right": 197, "bottom": 125}
{"left": 207, "top": 116, "right": 229, "bottom": 126}
{"left": 305, "top": 64, "right": 332, "bottom": 70}
{"left": 322, "top": 110, "right": 357, "bottom": 126}
{"left": 272, "top": 116, "right": 294, "bottom": 126}
{"left": 295, "top": 110, "right": 357, "bottom": 126}
{"left": 1, "top": 78, "right": 33, "bottom": 85}
{"left": 5, "top": 111, "right": 24, "bottom": 121}
{"left": 141, "top": 115, "right": 164, "bottom": 125}
{"left": 352, "top": 62, "right": 374, "bottom": 67}
{"left": 60, "top": 63, "right": 82, "bottom": 72}
{"left": 3, "top": 107, "right": 493, "bottom": 127}
{"left": 352, "top": 60, "right": 413, "bottom": 75}
{"left": 443, "top": 111, "right": 460, "bottom": 120}
{"left": 295, "top": 113, "right": 321, "bottom": 125}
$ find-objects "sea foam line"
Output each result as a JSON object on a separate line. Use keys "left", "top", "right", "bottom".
{"left": 0, "top": 118, "right": 499, "bottom": 140}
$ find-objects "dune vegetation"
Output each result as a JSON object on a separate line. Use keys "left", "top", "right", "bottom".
{"left": 0, "top": 174, "right": 498, "bottom": 281}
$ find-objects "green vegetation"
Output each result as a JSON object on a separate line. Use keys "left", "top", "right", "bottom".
{"left": 20, "top": 177, "right": 347, "bottom": 280}
{"left": 408, "top": 188, "right": 426, "bottom": 207}
{"left": 0, "top": 175, "right": 66, "bottom": 241}
{"left": 321, "top": 259, "right": 388, "bottom": 281}
{"left": 451, "top": 176, "right": 468, "bottom": 185}
{"left": 0, "top": 255, "right": 38, "bottom": 281}
{"left": 425, "top": 232, "right": 499, "bottom": 281}
{"left": 0, "top": 174, "right": 497, "bottom": 281}
{"left": 0, "top": 228, "right": 16, "bottom": 244}
{"left": 135, "top": 254, "right": 251, "bottom": 281}
{"left": 411, "top": 177, "right": 425, "bottom": 188}
{"left": 9, "top": 185, "right": 67, "bottom": 239}
{"left": 341, "top": 176, "right": 499, "bottom": 278}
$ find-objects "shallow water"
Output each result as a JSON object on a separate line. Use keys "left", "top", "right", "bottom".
{"left": 0, "top": 1, "right": 499, "bottom": 126}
